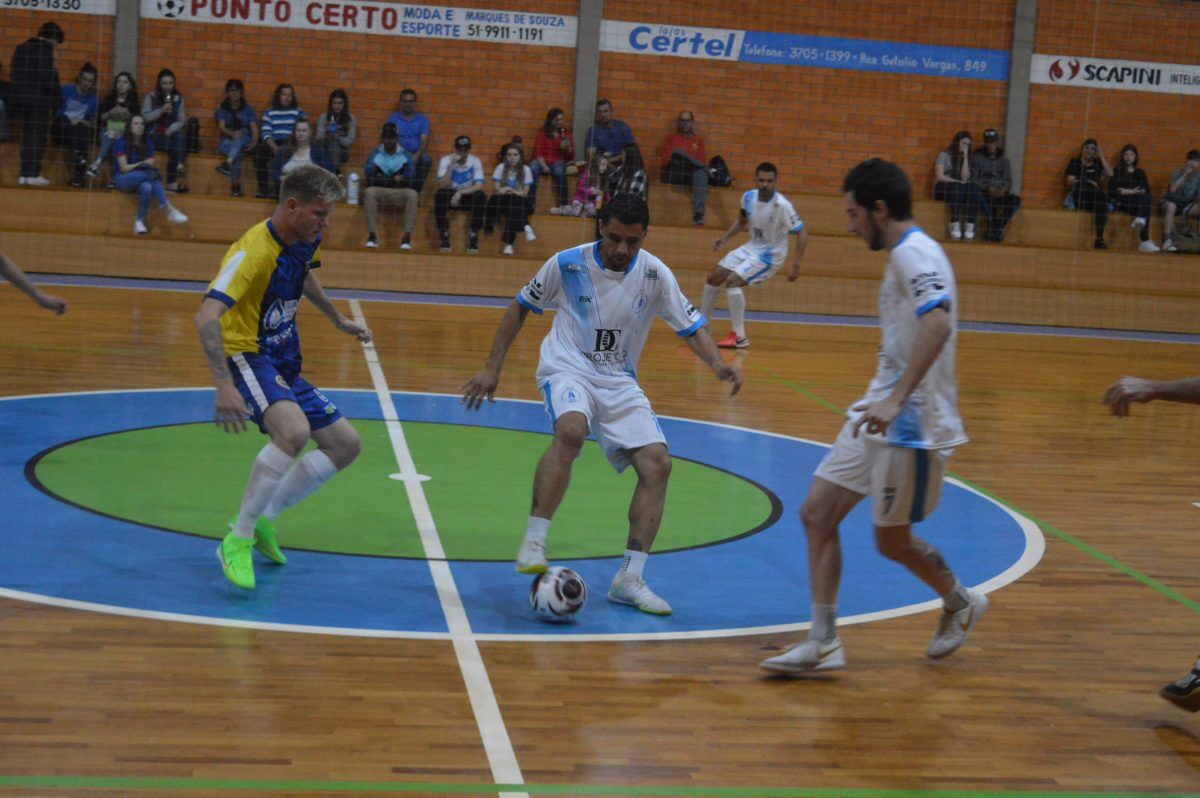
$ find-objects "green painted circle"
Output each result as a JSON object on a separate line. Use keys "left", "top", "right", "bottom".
{"left": 34, "top": 421, "right": 775, "bottom": 560}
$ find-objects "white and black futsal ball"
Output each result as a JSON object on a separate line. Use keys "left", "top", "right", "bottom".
{"left": 530, "top": 566, "right": 587, "bottom": 623}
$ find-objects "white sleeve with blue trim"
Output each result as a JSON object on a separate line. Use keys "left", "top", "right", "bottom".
{"left": 516, "top": 256, "right": 562, "bottom": 314}
{"left": 892, "top": 244, "right": 951, "bottom": 317}
{"left": 655, "top": 264, "right": 706, "bottom": 336}
{"left": 779, "top": 195, "right": 804, "bottom": 234}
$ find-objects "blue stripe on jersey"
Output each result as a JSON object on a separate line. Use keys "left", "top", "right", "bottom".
{"left": 888, "top": 401, "right": 923, "bottom": 446}
{"left": 895, "top": 226, "right": 922, "bottom": 248}
{"left": 675, "top": 316, "right": 707, "bottom": 337}
{"left": 790, "top": 222, "right": 805, "bottom": 233}
{"left": 916, "top": 297, "right": 950, "bottom": 316}
{"left": 909, "top": 449, "right": 930, "bottom": 523}
{"left": 556, "top": 247, "right": 599, "bottom": 355}
{"left": 516, "top": 292, "right": 543, "bottom": 314}
{"left": 207, "top": 290, "right": 235, "bottom": 308}
{"left": 741, "top": 190, "right": 755, "bottom": 217}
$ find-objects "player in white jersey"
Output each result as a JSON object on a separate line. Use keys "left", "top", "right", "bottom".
{"left": 461, "top": 194, "right": 741, "bottom": 616}
{"left": 761, "top": 159, "right": 987, "bottom": 676}
{"left": 703, "top": 163, "right": 807, "bottom": 349}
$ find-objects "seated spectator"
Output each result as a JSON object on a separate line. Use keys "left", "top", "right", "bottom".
{"left": 269, "top": 118, "right": 331, "bottom": 195}
{"left": 316, "top": 88, "right": 355, "bottom": 175}
{"left": 0, "top": 63, "right": 9, "bottom": 142}
{"left": 52, "top": 62, "right": 98, "bottom": 188}
{"left": 609, "top": 143, "right": 647, "bottom": 202}
{"left": 434, "top": 135, "right": 486, "bottom": 254}
{"left": 362, "top": 122, "right": 418, "bottom": 251}
{"left": 11, "top": 22, "right": 65, "bottom": 187}
{"left": 552, "top": 151, "right": 608, "bottom": 217}
{"left": 88, "top": 71, "right": 137, "bottom": 184}
{"left": 1160, "top": 149, "right": 1200, "bottom": 253}
{"left": 933, "top": 130, "right": 985, "bottom": 241}
{"left": 970, "top": 128, "right": 1021, "bottom": 242}
{"left": 255, "top": 83, "right": 303, "bottom": 198}
{"left": 214, "top": 78, "right": 257, "bottom": 197}
{"left": 385, "top": 88, "right": 431, "bottom": 193}
{"left": 660, "top": 111, "right": 709, "bottom": 225}
{"left": 1108, "top": 143, "right": 1157, "bottom": 253}
{"left": 113, "top": 114, "right": 188, "bottom": 235}
{"left": 142, "top": 68, "right": 189, "bottom": 193}
{"left": 1064, "top": 138, "right": 1113, "bottom": 250}
{"left": 584, "top": 98, "right": 636, "bottom": 169}
{"left": 531, "top": 107, "right": 574, "bottom": 214}
{"left": 486, "top": 143, "right": 535, "bottom": 256}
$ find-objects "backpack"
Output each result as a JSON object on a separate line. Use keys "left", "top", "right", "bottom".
{"left": 707, "top": 155, "right": 733, "bottom": 187}
{"left": 1173, "top": 219, "right": 1200, "bottom": 254}
{"left": 185, "top": 117, "right": 200, "bottom": 154}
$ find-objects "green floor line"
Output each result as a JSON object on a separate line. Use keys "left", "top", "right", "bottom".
{"left": 0, "top": 776, "right": 1195, "bottom": 797}
{"left": 767, "top": 372, "right": 1200, "bottom": 614}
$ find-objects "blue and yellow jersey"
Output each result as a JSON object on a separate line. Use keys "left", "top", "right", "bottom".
{"left": 204, "top": 219, "right": 322, "bottom": 370}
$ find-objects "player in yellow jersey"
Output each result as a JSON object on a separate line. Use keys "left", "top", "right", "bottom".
{"left": 195, "top": 164, "right": 371, "bottom": 590}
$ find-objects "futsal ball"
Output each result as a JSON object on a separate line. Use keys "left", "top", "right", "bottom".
{"left": 530, "top": 566, "right": 587, "bottom": 623}
{"left": 157, "top": 0, "right": 186, "bottom": 18}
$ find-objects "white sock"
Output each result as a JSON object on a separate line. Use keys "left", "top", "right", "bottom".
{"left": 942, "top": 579, "right": 970, "bottom": 611}
{"left": 700, "top": 283, "right": 719, "bottom": 322}
{"left": 524, "top": 515, "right": 551, "bottom": 543}
{"left": 810, "top": 603, "right": 838, "bottom": 642}
{"left": 619, "top": 549, "right": 648, "bottom": 577}
{"left": 233, "top": 442, "right": 294, "bottom": 538}
{"left": 263, "top": 449, "right": 338, "bottom": 520}
{"left": 727, "top": 287, "right": 746, "bottom": 338}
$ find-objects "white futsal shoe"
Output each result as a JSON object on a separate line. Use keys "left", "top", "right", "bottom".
{"left": 926, "top": 589, "right": 989, "bottom": 659}
{"left": 607, "top": 573, "right": 672, "bottom": 615}
{"left": 760, "top": 637, "right": 845, "bottom": 676}
{"left": 514, "top": 535, "right": 547, "bottom": 574}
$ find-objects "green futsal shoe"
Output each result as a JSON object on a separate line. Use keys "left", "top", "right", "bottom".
{"left": 227, "top": 516, "right": 287, "bottom": 565}
{"left": 217, "top": 532, "right": 256, "bottom": 590}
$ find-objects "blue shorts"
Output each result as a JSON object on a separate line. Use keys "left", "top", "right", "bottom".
{"left": 228, "top": 352, "right": 343, "bottom": 434}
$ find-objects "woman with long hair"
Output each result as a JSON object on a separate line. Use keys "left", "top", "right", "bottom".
{"left": 933, "top": 130, "right": 984, "bottom": 240}
{"left": 255, "top": 83, "right": 303, "bottom": 198}
{"left": 316, "top": 88, "right": 356, "bottom": 175}
{"left": 88, "top": 70, "right": 137, "bottom": 183}
{"left": 532, "top": 106, "right": 574, "bottom": 213}
{"left": 141, "top": 68, "right": 188, "bottom": 193}
{"left": 113, "top": 114, "right": 188, "bottom": 235}
{"left": 1064, "top": 138, "right": 1114, "bottom": 250}
{"left": 486, "top": 143, "right": 534, "bottom": 255}
{"left": 1108, "top": 143, "right": 1157, "bottom": 252}
{"left": 269, "top": 118, "right": 332, "bottom": 196}
{"left": 214, "top": 78, "right": 258, "bottom": 197}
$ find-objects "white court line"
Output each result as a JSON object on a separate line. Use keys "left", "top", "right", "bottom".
{"left": 347, "top": 300, "right": 526, "bottom": 798}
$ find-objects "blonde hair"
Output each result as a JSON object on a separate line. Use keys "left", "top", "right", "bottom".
{"left": 279, "top": 163, "right": 344, "bottom": 205}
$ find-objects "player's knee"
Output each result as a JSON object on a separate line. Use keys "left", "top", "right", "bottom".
{"left": 335, "top": 430, "right": 362, "bottom": 466}
{"left": 639, "top": 448, "right": 672, "bottom": 484}
{"left": 800, "top": 500, "right": 836, "bottom": 537}
{"left": 705, "top": 271, "right": 727, "bottom": 287}
{"left": 275, "top": 427, "right": 311, "bottom": 457}
{"left": 553, "top": 423, "right": 587, "bottom": 452}
{"left": 874, "top": 534, "right": 909, "bottom": 562}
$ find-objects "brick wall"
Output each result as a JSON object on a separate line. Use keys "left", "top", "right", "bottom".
{"left": 2, "top": 11, "right": 115, "bottom": 92}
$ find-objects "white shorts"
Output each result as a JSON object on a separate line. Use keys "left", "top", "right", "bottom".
{"left": 814, "top": 418, "right": 951, "bottom": 527}
{"left": 718, "top": 243, "right": 784, "bottom": 286}
{"left": 539, "top": 374, "right": 666, "bottom": 473}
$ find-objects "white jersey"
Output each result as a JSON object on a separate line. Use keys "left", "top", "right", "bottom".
{"left": 740, "top": 189, "right": 804, "bottom": 261}
{"left": 853, "top": 227, "right": 967, "bottom": 451}
{"left": 517, "top": 243, "right": 705, "bottom": 387}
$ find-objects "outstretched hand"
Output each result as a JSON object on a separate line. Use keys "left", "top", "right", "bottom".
{"left": 337, "top": 317, "right": 372, "bottom": 343}
{"left": 36, "top": 292, "right": 67, "bottom": 315}
{"left": 714, "top": 359, "right": 742, "bottom": 396}
{"left": 1102, "top": 376, "right": 1155, "bottom": 417}
{"left": 461, "top": 369, "right": 500, "bottom": 410}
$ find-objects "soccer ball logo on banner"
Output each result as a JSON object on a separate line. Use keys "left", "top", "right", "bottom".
{"left": 157, "top": 0, "right": 186, "bottom": 18}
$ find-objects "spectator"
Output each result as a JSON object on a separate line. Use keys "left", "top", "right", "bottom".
{"left": 1108, "top": 143, "right": 1158, "bottom": 253}
{"left": 141, "top": 68, "right": 188, "bottom": 193}
{"left": 1064, "top": 138, "right": 1113, "bottom": 250}
{"left": 434, "top": 134, "right": 486, "bottom": 254}
{"left": 1160, "top": 149, "right": 1200, "bottom": 253}
{"left": 52, "top": 62, "right": 98, "bottom": 188}
{"left": 0, "top": 63, "right": 10, "bottom": 142}
{"left": 362, "top": 122, "right": 418, "bottom": 251}
{"left": 255, "top": 83, "right": 303, "bottom": 198}
{"left": 385, "top": 88, "right": 431, "bottom": 193}
{"left": 609, "top": 143, "right": 648, "bottom": 202}
{"left": 552, "top": 150, "right": 607, "bottom": 218}
{"left": 88, "top": 71, "right": 137, "bottom": 185}
{"left": 970, "top": 128, "right": 1021, "bottom": 242}
{"left": 316, "top": 88, "right": 355, "bottom": 175}
{"left": 933, "top": 130, "right": 985, "bottom": 241}
{"left": 660, "top": 110, "right": 709, "bottom": 225}
{"left": 113, "top": 114, "right": 188, "bottom": 235}
{"left": 10, "top": 22, "right": 64, "bottom": 187}
{"left": 214, "top": 78, "right": 257, "bottom": 198}
{"left": 531, "top": 107, "right": 574, "bottom": 214}
{"left": 269, "top": 118, "right": 332, "bottom": 195}
{"left": 486, "top": 143, "right": 535, "bottom": 256}
{"left": 584, "top": 99, "right": 636, "bottom": 169}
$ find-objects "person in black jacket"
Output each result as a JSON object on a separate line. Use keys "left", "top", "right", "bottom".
{"left": 10, "top": 22, "right": 64, "bottom": 186}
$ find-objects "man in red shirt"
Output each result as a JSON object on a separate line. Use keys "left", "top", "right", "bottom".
{"left": 660, "top": 111, "right": 709, "bottom": 226}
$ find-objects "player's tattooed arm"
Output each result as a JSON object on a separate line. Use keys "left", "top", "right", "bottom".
{"left": 195, "top": 297, "right": 248, "bottom": 432}
{"left": 198, "top": 320, "right": 232, "bottom": 382}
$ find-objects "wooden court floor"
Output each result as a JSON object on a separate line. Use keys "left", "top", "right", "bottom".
{"left": 1, "top": 280, "right": 1199, "bottom": 797}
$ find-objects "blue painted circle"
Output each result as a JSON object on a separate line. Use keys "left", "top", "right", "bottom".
{"left": 1, "top": 389, "right": 1040, "bottom": 640}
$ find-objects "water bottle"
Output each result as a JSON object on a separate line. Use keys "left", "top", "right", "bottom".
{"left": 346, "top": 172, "right": 359, "bottom": 205}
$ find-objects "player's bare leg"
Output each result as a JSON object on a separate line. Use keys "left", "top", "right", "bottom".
{"left": 516, "top": 412, "right": 588, "bottom": 573}
{"left": 608, "top": 443, "right": 673, "bottom": 615}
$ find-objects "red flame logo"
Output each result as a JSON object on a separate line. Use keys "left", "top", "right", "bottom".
{"left": 1050, "top": 58, "right": 1081, "bottom": 82}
